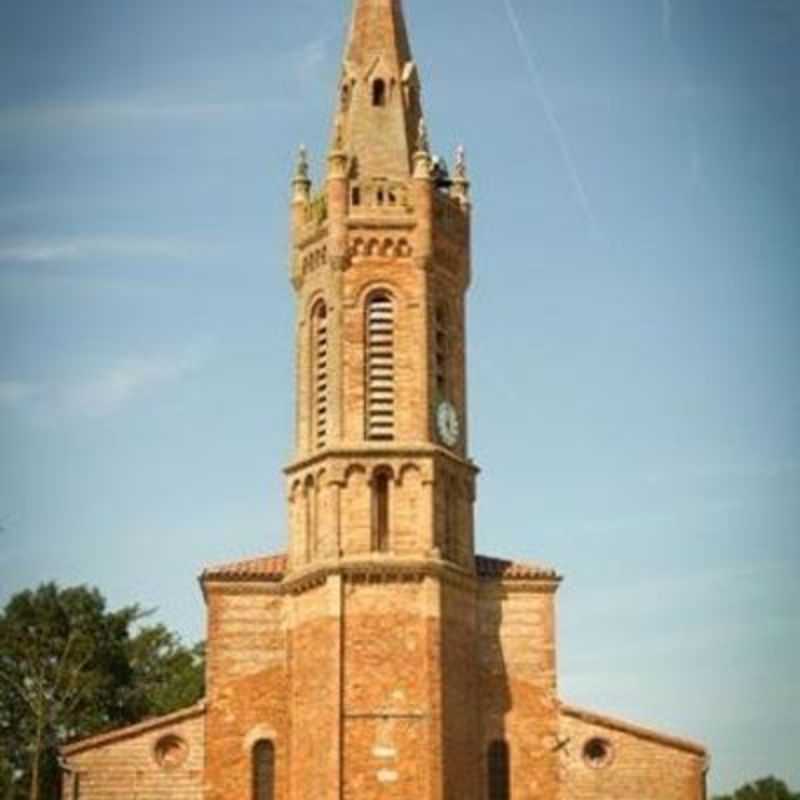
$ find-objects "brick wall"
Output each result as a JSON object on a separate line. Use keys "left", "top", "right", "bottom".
{"left": 342, "top": 576, "right": 433, "bottom": 799}
{"left": 478, "top": 580, "right": 561, "bottom": 800}
{"left": 61, "top": 706, "right": 204, "bottom": 800}
{"left": 204, "top": 584, "right": 288, "bottom": 800}
{"left": 559, "top": 705, "right": 707, "bottom": 800}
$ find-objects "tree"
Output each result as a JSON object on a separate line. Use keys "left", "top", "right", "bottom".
{"left": 714, "top": 777, "right": 800, "bottom": 800}
{"left": 0, "top": 584, "right": 204, "bottom": 800}
{"left": 127, "top": 624, "right": 205, "bottom": 718}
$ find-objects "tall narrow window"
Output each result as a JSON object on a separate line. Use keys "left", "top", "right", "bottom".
{"left": 488, "top": 740, "right": 510, "bottom": 800}
{"left": 73, "top": 774, "right": 81, "bottom": 800}
{"left": 372, "top": 470, "right": 390, "bottom": 552}
{"left": 311, "top": 302, "right": 328, "bottom": 449}
{"left": 372, "top": 79, "right": 386, "bottom": 107}
{"left": 366, "top": 292, "right": 395, "bottom": 440}
{"left": 434, "top": 303, "right": 449, "bottom": 398}
{"left": 304, "top": 475, "right": 315, "bottom": 562}
{"left": 252, "top": 740, "right": 275, "bottom": 800}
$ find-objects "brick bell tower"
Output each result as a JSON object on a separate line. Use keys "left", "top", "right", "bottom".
{"left": 284, "top": 0, "right": 481, "bottom": 796}
{"left": 59, "top": 4, "right": 707, "bottom": 798}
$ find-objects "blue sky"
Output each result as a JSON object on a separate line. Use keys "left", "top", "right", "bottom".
{"left": 1, "top": 0, "right": 798, "bottom": 792}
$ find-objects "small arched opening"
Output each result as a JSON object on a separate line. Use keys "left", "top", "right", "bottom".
{"left": 252, "top": 740, "right": 275, "bottom": 800}
{"left": 487, "top": 739, "right": 510, "bottom": 800}
{"left": 372, "top": 78, "right": 387, "bottom": 107}
{"left": 372, "top": 469, "right": 391, "bottom": 553}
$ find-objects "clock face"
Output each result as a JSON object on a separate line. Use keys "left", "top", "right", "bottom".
{"left": 436, "top": 401, "right": 460, "bottom": 447}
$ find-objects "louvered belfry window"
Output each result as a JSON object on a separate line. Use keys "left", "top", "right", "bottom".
{"left": 488, "top": 740, "right": 510, "bottom": 800}
{"left": 252, "top": 740, "right": 275, "bottom": 800}
{"left": 312, "top": 302, "right": 328, "bottom": 449}
{"left": 366, "top": 292, "right": 395, "bottom": 440}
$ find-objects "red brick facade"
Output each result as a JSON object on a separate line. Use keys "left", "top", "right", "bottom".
{"left": 60, "top": 1, "right": 707, "bottom": 797}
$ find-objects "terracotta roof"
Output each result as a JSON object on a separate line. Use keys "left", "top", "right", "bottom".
{"left": 201, "top": 552, "right": 557, "bottom": 582}
{"left": 202, "top": 553, "right": 288, "bottom": 582}
{"left": 561, "top": 703, "right": 707, "bottom": 756}
{"left": 62, "top": 702, "right": 206, "bottom": 756}
{"left": 475, "top": 555, "right": 559, "bottom": 580}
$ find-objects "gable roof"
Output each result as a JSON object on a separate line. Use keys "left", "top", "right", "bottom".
{"left": 62, "top": 702, "right": 206, "bottom": 756}
{"left": 561, "top": 703, "right": 707, "bottom": 757}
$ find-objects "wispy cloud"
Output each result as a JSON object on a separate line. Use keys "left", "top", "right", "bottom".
{"left": 0, "top": 38, "right": 331, "bottom": 135}
{"left": 294, "top": 36, "right": 328, "bottom": 86}
{"left": 0, "top": 235, "right": 210, "bottom": 265}
{"left": 0, "top": 99, "right": 257, "bottom": 131}
{"left": 502, "top": 0, "right": 601, "bottom": 240}
{"left": 0, "top": 351, "right": 206, "bottom": 422}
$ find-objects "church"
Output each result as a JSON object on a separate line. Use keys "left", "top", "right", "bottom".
{"left": 61, "top": 1, "right": 708, "bottom": 797}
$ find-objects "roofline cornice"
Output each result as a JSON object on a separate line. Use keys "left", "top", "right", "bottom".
{"left": 284, "top": 445, "right": 480, "bottom": 476}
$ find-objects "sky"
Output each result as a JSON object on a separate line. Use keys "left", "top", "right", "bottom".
{"left": 0, "top": 0, "right": 798, "bottom": 793}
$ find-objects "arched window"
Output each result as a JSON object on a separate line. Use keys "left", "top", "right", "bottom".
{"left": 372, "top": 79, "right": 387, "bottom": 107}
{"left": 365, "top": 292, "right": 395, "bottom": 440}
{"left": 372, "top": 469, "right": 391, "bottom": 552}
{"left": 252, "top": 740, "right": 275, "bottom": 800}
{"left": 434, "top": 303, "right": 449, "bottom": 398}
{"left": 488, "top": 740, "right": 510, "bottom": 800}
{"left": 311, "top": 301, "right": 328, "bottom": 449}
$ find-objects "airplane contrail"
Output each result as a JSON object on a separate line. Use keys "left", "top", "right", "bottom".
{"left": 502, "top": 0, "right": 600, "bottom": 239}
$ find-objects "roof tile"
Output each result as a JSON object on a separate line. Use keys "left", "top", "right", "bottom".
{"left": 202, "top": 552, "right": 557, "bottom": 582}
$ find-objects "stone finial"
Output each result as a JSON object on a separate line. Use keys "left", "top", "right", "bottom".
{"left": 294, "top": 145, "right": 310, "bottom": 181}
{"left": 451, "top": 144, "right": 471, "bottom": 207}
{"left": 333, "top": 119, "right": 345, "bottom": 152}
{"left": 454, "top": 145, "right": 468, "bottom": 180}
{"left": 416, "top": 117, "right": 430, "bottom": 155}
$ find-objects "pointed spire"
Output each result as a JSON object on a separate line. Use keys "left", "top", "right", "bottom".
{"left": 345, "top": 0, "right": 413, "bottom": 72}
{"left": 331, "top": 0, "right": 425, "bottom": 178}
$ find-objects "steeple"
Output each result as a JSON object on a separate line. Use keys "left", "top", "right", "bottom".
{"left": 331, "top": 0, "right": 424, "bottom": 177}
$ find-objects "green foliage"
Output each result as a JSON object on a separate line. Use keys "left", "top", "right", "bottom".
{"left": 0, "top": 583, "right": 204, "bottom": 800}
{"left": 714, "top": 777, "right": 800, "bottom": 800}
{"left": 127, "top": 624, "right": 205, "bottom": 717}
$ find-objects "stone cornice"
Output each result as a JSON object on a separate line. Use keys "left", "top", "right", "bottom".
{"left": 283, "top": 554, "right": 475, "bottom": 595}
{"left": 284, "top": 444, "right": 480, "bottom": 477}
{"left": 347, "top": 217, "right": 416, "bottom": 231}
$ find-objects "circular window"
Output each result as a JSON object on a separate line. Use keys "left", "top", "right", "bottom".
{"left": 154, "top": 734, "right": 188, "bottom": 769}
{"left": 582, "top": 737, "right": 613, "bottom": 769}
